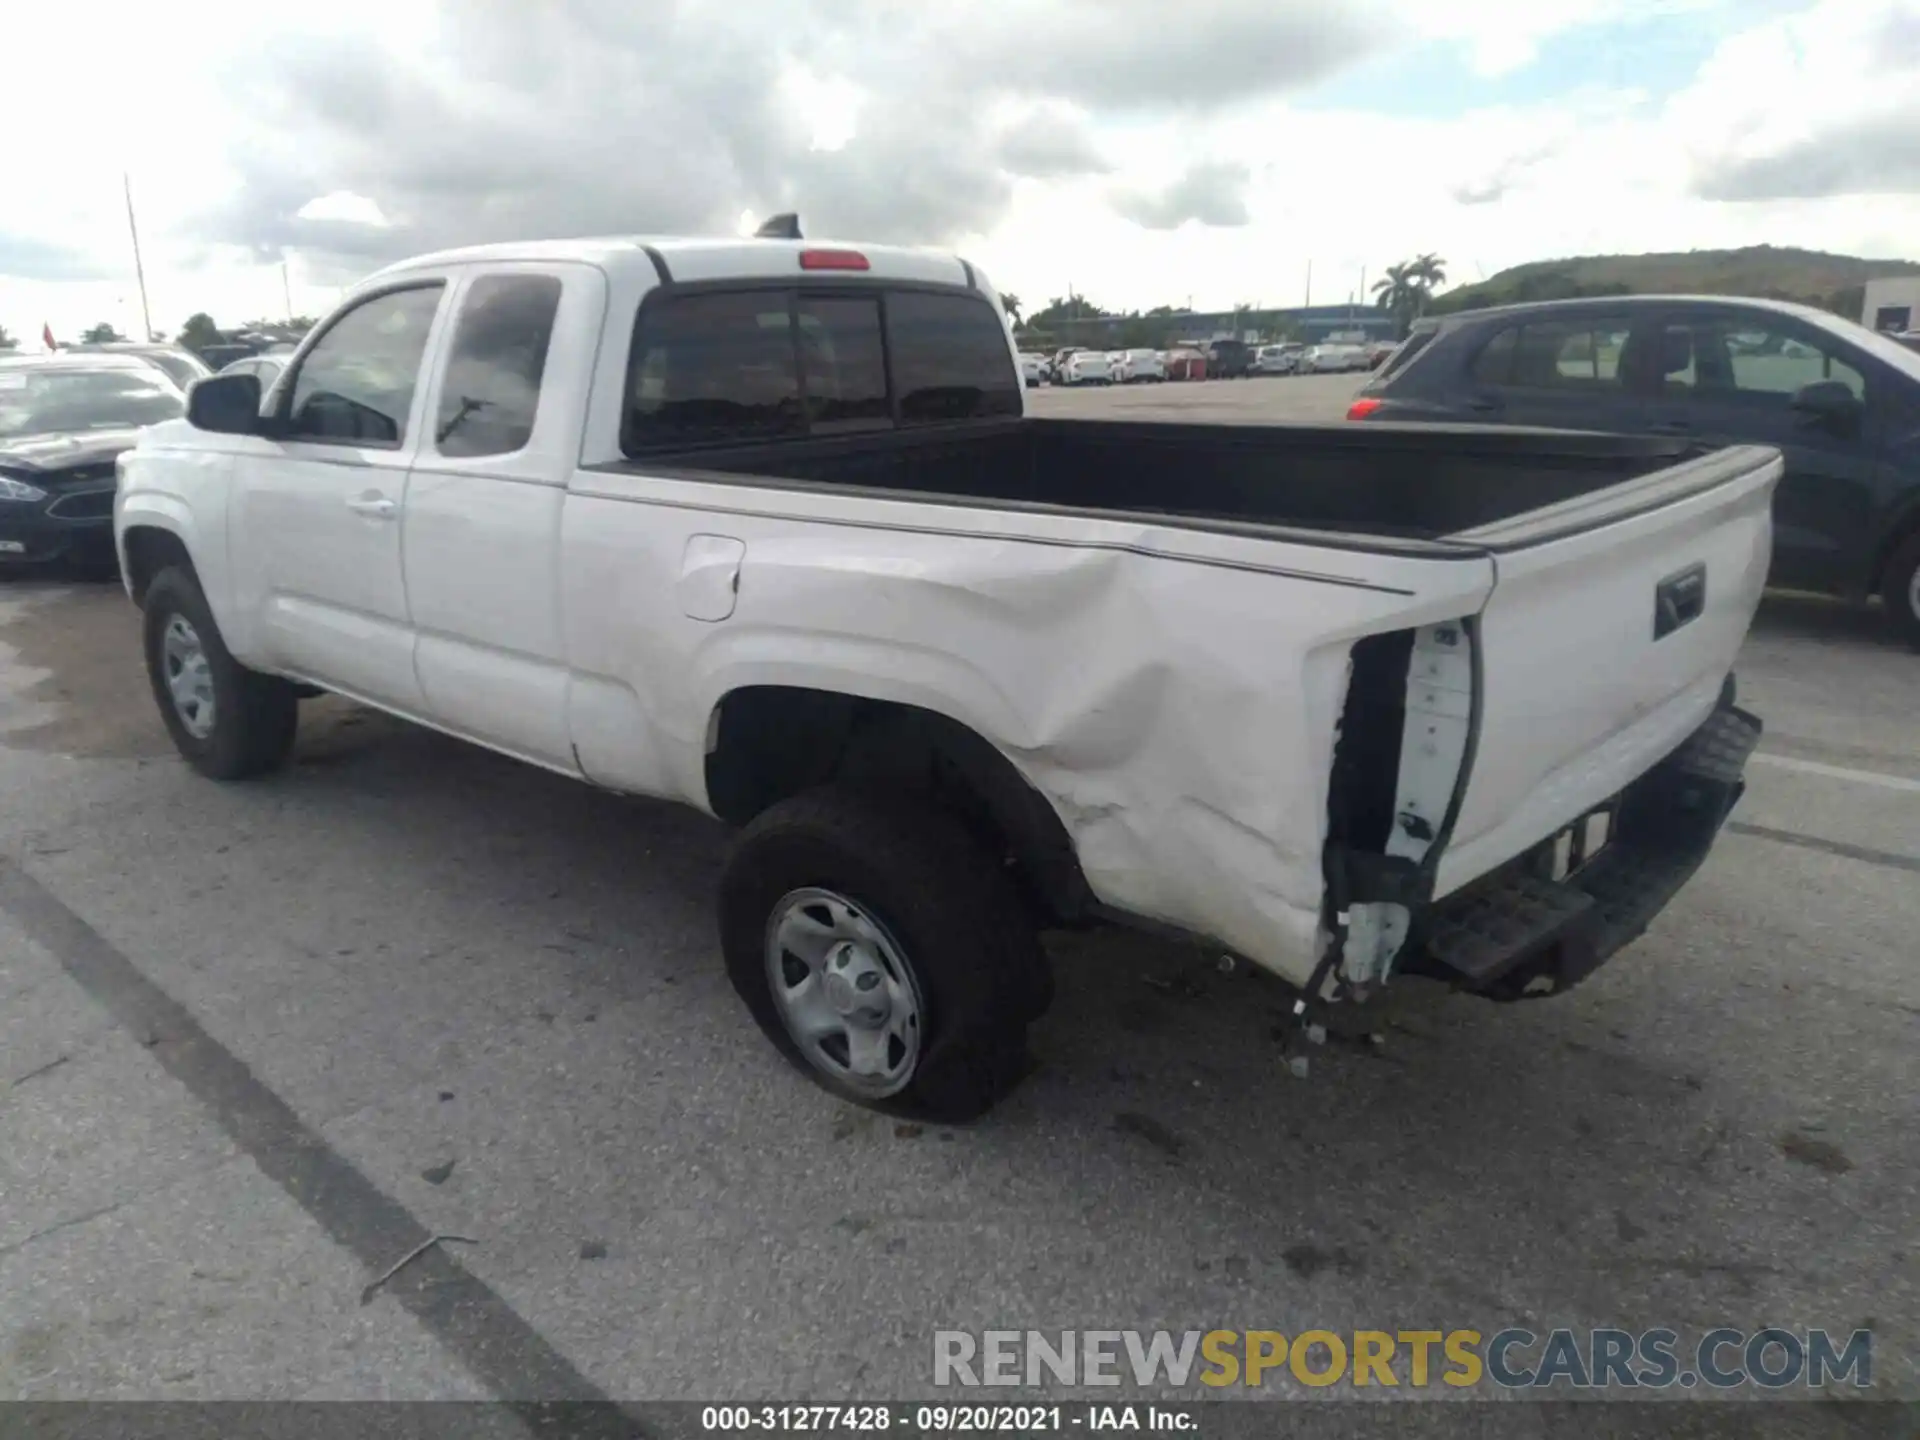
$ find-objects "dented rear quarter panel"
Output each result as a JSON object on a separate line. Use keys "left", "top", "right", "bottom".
{"left": 561, "top": 467, "right": 1498, "bottom": 984}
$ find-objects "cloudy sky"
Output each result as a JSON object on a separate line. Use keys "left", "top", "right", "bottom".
{"left": 5, "top": 0, "right": 1918, "bottom": 343}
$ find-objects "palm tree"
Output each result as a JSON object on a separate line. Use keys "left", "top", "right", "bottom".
{"left": 1372, "top": 263, "right": 1417, "bottom": 334}
{"left": 1000, "top": 292, "right": 1022, "bottom": 327}
{"left": 1408, "top": 253, "right": 1447, "bottom": 317}
{"left": 1373, "top": 255, "right": 1449, "bottom": 336}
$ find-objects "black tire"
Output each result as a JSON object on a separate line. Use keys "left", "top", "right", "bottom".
{"left": 1881, "top": 533, "right": 1920, "bottom": 651}
{"left": 719, "top": 787, "right": 1045, "bottom": 1122}
{"left": 142, "top": 565, "right": 299, "bottom": 780}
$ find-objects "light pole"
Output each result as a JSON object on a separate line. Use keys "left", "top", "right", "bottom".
{"left": 124, "top": 173, "right": 153, "bottom": 342}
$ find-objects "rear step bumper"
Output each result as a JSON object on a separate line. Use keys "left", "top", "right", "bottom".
{"left": 1413, "top": 702, "right": 1762, "bottom": 1000}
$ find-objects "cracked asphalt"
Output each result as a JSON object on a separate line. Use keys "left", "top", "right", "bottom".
{"left": 0, "top": 374, "right": 1913, "bottom": 1418}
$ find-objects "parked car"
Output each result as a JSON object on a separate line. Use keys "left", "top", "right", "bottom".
{"left": 1113, "top": 348, "right": 1167, "bottom": 383}
{"left": 1163, "top": 348, "right": 1207, "bottom": 381}
{"left": 1303, "top": 342, "right": 1369, "bottom": 373}
{"left": 118, "top": 230, "right": 1771, "bottom": 1119}
{"left": 1347, "top": 294, "right": 1920, "bottom": 648}
{"left": 1, "top": 355, "right": 186, "bottom": 572}
{"left": 1017, "top": 352, "right": 1046, "bottom": 388}
{"left": 220, "top": 353, "right": 289, "bottom": 392}
{"left": 1055, "top": 349, "right": 1112, "bottom": 385}
{"left": 1199, "top": 338, "right": 1251, "bottom": 379}
{"left": 1893, "top": 330, "right": 1920, "bottom": 355}
{"left": 1366, "top": 341, "right": 1400, "bottom": 370}
{"left": 1252, "top": 343, "right": 1302, "bottom": 376}
{"left": 64, "top": 342, "right": 211, "bottom": 391}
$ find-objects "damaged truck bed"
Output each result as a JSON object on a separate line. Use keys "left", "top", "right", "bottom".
{"left": 117, "top": 231, "right": 1777, "bottom": 1118}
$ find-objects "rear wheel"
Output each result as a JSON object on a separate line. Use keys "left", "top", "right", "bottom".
{"left": 1883, "top": 533, "right": 1920, "bottom": 651}
{"left": 142, "top": 566, "right": 299, "bottom": 779}
{"left": 719, "top": 787, "right": 1042, "bottom": 1121}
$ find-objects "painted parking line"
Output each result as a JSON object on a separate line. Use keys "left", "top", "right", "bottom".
{"left": 1751, "top": 751, "right": 1920, "bottom": 795}
{"left": 0, "top": 859, "right": 640, "bottom": 1432}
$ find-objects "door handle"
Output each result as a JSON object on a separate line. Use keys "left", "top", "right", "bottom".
{"left": 346, "top": 493, "right": 397, "bottom": 519}
{"left": 1466, "top": 396, "right": 1501, "bottom": 413}
{"left": 1648, "top": 419, "right": 1692, "bottom": 435}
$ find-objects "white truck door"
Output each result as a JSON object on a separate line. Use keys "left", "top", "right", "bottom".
{"left": 230, "top": 281, "right": 449, "bottom": 712}
{"left": 402, "top": 262, "right": 604, "bottom": 770}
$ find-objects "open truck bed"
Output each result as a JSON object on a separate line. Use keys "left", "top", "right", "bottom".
{"left": 607, "top": 416, "right": 1727, "bottom": 547}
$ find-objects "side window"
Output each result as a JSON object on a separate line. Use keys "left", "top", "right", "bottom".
{"left": 795, "top": 296, "right": 890, "bottom": 434}
{"left": 435, "top": 274, "right": 563, "bottom": 457}
{"left": 883, "top": 291, "right": 1021, "bottom": 424}
{"left": 1509, "top": 318, "right": 1632, "bottom": 390}
{"left": 626, "top": 290, "right": 802, "bottom": 450}
{"left": 1703, "top": 319, "right": 1866, "bottom": 403}
{"left": 1468, "top": 327, "right": 1518, "bottom": 385}
{"left": 287, "top": 285, "right": 444, "bottom": 446}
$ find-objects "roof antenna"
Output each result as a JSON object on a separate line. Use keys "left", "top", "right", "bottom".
{"left": 754, "top": 213, "right": 802, "bottom": 240}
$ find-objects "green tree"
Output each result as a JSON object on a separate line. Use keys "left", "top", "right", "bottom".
{"left": 1372, "top": 254, "right": 1449, "bottom": 336}
{"left": 1409, "top": 253, "right": 1447, "bottom": 296}
{"left": 80, "top": 321, "right": 125, "bottom": 343}
{"left": 999, "top": 292, "right": 1022, "bottom": 327}
{"left": 0, "top": 323, "right": 15, "bottom": 350}
{"left": 177, "top": 312, "right": 223, "bottom": 356}
{"left": 1027, "top": 295, "right": 1109, "bottom": 330}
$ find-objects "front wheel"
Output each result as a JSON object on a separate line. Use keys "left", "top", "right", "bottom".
{"left": 1882, "top": 533, "right": 1920, "bottom": 651}
{"left": 718, "top": 788, "right": 1044, "bottom": 1121}
{"left": 143, "top": 566, "right": 299, "bottom": 779}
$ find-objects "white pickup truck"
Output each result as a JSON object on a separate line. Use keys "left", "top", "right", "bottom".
{"left": 115, "top": 230, "right": 1775, "bottom": 1120}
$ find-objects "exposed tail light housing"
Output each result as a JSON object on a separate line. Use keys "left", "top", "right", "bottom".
{"left": 799, "top": 249, "right": 870, "bottom": 271}
{"left": 1346, "top": 397, "right": 1384, "bottom": 420}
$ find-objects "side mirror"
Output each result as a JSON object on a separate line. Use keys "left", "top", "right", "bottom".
{"left": 1790, "top": 379, "right": 1861, "bottom": 430}
{"left": 186, "top": 373, "right": 264, "bottom": 435}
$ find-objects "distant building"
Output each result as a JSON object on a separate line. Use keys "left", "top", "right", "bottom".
{"left": 1862, "top": 277, "right": 1920, "bottom": 334}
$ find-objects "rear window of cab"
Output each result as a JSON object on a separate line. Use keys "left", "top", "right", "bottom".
{"left": 623, "top": 285, "right": 1020, "bottom": 452}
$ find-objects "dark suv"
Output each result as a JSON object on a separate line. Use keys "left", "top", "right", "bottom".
{"left": 1201, "top": 338, "right": 1251, "bottom": 379}
{"left": 1348, "top": 295, "right": 1920, "bottom": 648}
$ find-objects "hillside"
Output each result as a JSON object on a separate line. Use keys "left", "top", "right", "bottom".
{"left": 1429, "top": 246, "right": 1920, "bottom": 318}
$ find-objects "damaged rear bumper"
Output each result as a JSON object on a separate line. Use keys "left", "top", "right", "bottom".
{"left": 1407, "top": 701, "right": 1762, "bottom": 1000}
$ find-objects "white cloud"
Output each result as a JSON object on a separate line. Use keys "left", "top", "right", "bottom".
{"left": 295, "top": 192, "right": 391, "bottom": 227}
{"left": 2, "top": 0, "right": 1918, "bottom": 343}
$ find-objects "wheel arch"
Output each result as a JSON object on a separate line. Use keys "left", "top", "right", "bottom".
{"left": 704, "top": 685, "right": 1094, "bottom": 925}
{"left": 119, "top": 518, "right": 198, "bottom": 604}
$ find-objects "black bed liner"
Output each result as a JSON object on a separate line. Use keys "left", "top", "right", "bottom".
{"left": 594, "top": 417, "right": 1716, "bottom": 544}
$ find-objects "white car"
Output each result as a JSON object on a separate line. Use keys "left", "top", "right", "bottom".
{"left": 1018, "top": 352, "right": 1046, "bottom": 387}
{"left": 1056, "top": 349, "right": 1112, "bottom": 385}
{"left": 1252, "top": 344, "right": 1302, "bottom": 376}
{"left": 116, "top": 228, "right": 1774, "bottom": 1120}
{"left": 1304, "top": 342, "right": 1369, "bottom": 373}
{"left": 1113, "top": 348, "right": 1167, "bottom": 383}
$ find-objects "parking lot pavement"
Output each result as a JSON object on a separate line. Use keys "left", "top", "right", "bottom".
{"left": 2, "top": 425, "right": 1916, "bottom": 1407}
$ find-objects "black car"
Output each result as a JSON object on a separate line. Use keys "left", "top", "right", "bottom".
{"left": 1348, "top": 295, "right": 1920, "bottom": 648}
{"left": 0, "top": 356, "right": 187, "bottom": 573}
{"left": 63, "top": 342, "right": 212, "bottom": 391}
{"left": 1200, "top": 338, "right": 1251, "bottom": 379}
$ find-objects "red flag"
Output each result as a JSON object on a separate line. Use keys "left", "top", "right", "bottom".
{"left": 42, "top": 322, "right": 55, "bottom": 350}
